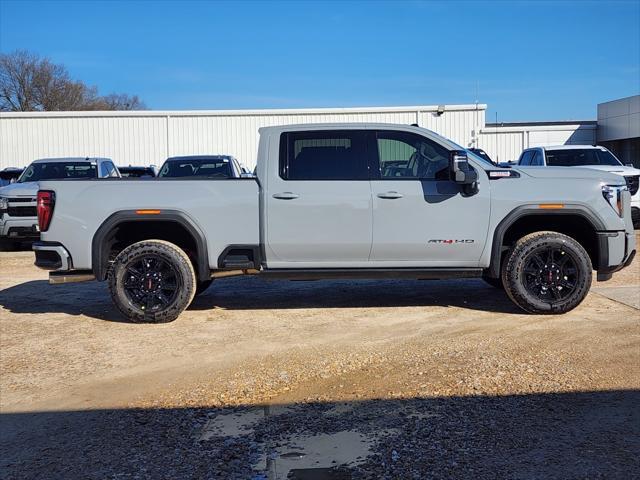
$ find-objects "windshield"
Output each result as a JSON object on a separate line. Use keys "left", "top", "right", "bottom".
{"left": 546, "top": 149, "right": 622, "bottom": 167}
{"left": 158, "top": 158, "right": 233, "bottom": 178}
{"left": 18, "top": 162, "right": 97, "bottom": 183}
{"left": 120, "top": 168, "right": 155, "bottom": 178}
{"left": 465, "top": 149, "right": 496, "bottom": 167}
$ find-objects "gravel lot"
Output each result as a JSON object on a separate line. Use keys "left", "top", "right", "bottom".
{"left": 1, "top": 237, "right": 639, "bottom": 479}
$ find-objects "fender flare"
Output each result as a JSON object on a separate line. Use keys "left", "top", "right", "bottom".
{"left": 91, "top": 210, "right": 210, "bottom": 281}
{"left": 486, "top": 205, "right": 605, "bottom": 278}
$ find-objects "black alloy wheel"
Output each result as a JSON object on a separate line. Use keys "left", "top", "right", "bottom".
{"left": 122, "top": 255, "right": 181, "bottom": 313}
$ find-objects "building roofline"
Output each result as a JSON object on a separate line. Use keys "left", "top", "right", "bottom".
{"left": 0, "top": 103, "right": 488, "bottom": 119}
{"left": 486, "top": 120, "right": 596, "bottom": 127}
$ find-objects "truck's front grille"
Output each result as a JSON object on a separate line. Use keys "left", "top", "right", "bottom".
{"left": 7, "top": 206, "right": 37, "bottom": 217}
{"left": 624, "top": 175, "right": 639, "bottom": 196}
{"left": 9, "top": 197, "right": 36, "bottom": 203}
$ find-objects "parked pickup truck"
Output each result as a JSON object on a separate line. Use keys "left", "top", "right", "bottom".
{"left": 516, "top": 145, "right": 640, "bottom": 226}
{"left": 33, "top": 124, "right": 636, "bottom": 322}
{"left": 1, "top": 157, "right": 120, "bottom": 248}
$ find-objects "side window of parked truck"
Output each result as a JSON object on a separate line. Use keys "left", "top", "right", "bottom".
{"left": 375, "top": 130, "right": 450, "bottom": 180}
{"left": 279, "top": 130, "right": 369, "bottom": 180}
{"left": 519, "top": 150, "right": 534, "bottom": 165}
{"left": 531, "top": 150, "right": 543, "bottom": 166}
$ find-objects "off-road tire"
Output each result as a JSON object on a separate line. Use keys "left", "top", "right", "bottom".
{"left": 108, "top": 240, "right": 196, "bottom": 323}
{"left": 503, "top": 231, "right": 592, "bottom": 314}
{"left": 195, "top": 280, "right": 213, "bottom": 296}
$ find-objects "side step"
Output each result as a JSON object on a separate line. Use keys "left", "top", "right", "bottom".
{"left": 259, "top": 268, "right": 483, "bottom": 281}
{"left": 49, "top": 270, "right": 96, "bottom": 284}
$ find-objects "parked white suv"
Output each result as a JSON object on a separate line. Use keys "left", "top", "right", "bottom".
{"left": 0, "top": 157, "right": 120, "bottom": 248}
{"left": 517, "top": 145, "right": 640, "bottom": 226}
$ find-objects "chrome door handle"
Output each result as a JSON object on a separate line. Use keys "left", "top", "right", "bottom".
{"left": 377, "top": 191, "right": 403, "bottom": 199}
{"left": 272, "top": 192, "right": 300, "bottom": 200}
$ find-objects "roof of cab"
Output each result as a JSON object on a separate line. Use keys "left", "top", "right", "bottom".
{"left": 31, "top": 157, "right": 110, "bottom": 164}
{"left": 165, "top": 155, "right": 233, "bottom": 161}
{"left": 535, "top": 145, "right": 603, "bottom": 151}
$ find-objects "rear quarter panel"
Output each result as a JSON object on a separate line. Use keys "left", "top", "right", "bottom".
{"left": 39, "top": 179, "right": 259, "bottom": 270}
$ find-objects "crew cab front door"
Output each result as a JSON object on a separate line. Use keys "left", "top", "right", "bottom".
{"left": 369, "top": 130, "right": 490, "bottom": 266}
{"left": 265, "top": 129, "right": 373, "bottom": 267}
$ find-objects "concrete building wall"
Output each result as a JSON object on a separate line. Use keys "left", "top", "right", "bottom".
{"left": 597, "top": 95, "right": 640, "bottom": 167}
{"left": 597, "top": 95, "right": 640, "bottom": 142}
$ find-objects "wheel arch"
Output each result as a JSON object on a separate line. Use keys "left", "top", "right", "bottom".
{"left": 92, "top": 210, "right": 210, "bottom": 282}
{"left": 487, "top": 205, "right": 605, "bottom": 278}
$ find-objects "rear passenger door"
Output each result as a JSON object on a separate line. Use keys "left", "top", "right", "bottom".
{"left": 265, "top": 130, "right": 373, "bottom": 267}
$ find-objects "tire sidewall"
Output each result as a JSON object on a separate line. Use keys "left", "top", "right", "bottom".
{"left": 108, "top": 241, "right": 196, "bottom": 323}
{"left": 504, "top": 233, "right": 592, "bottom": 314}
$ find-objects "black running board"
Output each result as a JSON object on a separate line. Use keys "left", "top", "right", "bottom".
{"left": 259, "top": 268, "right": 483, "bottom": 281}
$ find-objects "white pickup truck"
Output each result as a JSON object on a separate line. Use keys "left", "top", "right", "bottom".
{"left": 33, "top": 124, "right": 636, "bottom": 322}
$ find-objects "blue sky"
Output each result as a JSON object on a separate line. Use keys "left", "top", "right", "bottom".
{"left": 1, "top": 0, "right": 638, "bottom": 121}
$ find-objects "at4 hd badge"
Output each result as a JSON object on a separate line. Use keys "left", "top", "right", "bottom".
{"left": 428, "top": 239, "right": 474, "bottom": 244}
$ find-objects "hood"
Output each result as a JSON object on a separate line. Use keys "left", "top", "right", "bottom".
{"left": 575, "top": 165, "right": 640, "bottom": 177}
{"left": 513, "top": 166, "right": 625, "bottom": 185}
{"left": 0, "top": 181, "right": 38, "bottom": 197}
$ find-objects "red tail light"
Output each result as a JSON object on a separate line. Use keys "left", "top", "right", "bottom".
{"left": 37, "top": 190, "right": 55, "bottom": 232}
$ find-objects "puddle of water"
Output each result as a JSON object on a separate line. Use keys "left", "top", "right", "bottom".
{"left": 266, "top": 430, "right": 372, "bottom": 480}
{"left": 199, "top": 405, "right": 382, "bottom": 479}
{"left": 199, "top": 409, "right": 264, "bottom": 440}
{"left": 199, "top": 405, "right": 298, "bottom": 441}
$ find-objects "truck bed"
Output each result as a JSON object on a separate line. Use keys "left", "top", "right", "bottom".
{"left": 38, "top": 179, "right": 260, "bottom": 270}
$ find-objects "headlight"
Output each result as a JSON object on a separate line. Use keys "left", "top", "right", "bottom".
{"left": 602, "top": 185, "right": 626, "bottom": 217}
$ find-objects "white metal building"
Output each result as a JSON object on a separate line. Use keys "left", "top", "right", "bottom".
{"left": 0, "top": 103, "right": 598, "bottom": 170}
{"left": 0, "top": 104, "right": 486, "bottom": 170}
{"left": 478, "top": 121, "right": 597, "bottom": 163}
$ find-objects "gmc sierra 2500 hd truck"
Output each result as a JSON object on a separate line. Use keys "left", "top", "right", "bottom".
{"left": 33, "top": 124, "right": 636, "bottom": 322}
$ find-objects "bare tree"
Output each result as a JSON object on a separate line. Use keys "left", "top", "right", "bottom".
{"left": 0, "top": 50, "right": 146, "bottom": 111}
{"left": 98, "top": 93, "right": 146, "bottom": 110}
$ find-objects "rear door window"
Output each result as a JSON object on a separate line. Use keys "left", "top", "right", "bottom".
{"left": 279, "top": 130, "right": 369, "bottom": 180}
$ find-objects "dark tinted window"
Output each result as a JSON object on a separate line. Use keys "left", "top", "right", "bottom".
{"left": 280, "top": 130, "right": 369, "bottom": 180}
{"left": 375, "top": 130, "right": 450, "bottom": 180}
{"left": 468, "top": 148, "right": 494, "bottom": 164}
{"left": 519, "top": 151, "right": 534, "bottom": 165}
{"left": 18, "top": 162, "right": 97, "bottom": 182}
{"left": 545, "top": 149, "right": 621, "bottom": 167}
{"left": 99, "top": 162, "right": 111, "bottom": 178}
{"left": 119, "top": 167, "right": 155, "bottom": 178}
{"left": 159, "top": 158, "right": 233, "bottom": 178}
{"left": 531, "top": 150, "right": 543, "bottom": 166}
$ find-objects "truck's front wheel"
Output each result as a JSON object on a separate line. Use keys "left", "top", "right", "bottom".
{"left": 108, "top": 240, "right": 196, "bottom": 323}
{"left": 503, "top": 231, "right": 592, "bottom": 314}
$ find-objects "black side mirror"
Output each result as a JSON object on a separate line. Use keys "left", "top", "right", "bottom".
{"left": 450, "top": 150, "right": 479, "bottom": 196}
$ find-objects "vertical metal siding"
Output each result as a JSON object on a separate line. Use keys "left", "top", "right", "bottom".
{"left": 0, "top": 105, "right": 486, "bottom": 170}
{"left": 478, "top": 125, "right": 597, "bottom": 163}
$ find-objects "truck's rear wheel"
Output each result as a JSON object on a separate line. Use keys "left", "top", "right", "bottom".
{"left": 108, "top": 240, "right": 196, "bottom": 323}
{"left": 503, "top": 231, "right": 592, "bottom": 314}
